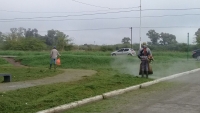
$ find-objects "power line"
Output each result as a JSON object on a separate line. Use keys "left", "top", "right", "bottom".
{"left": 142, "top": 13, "right": 200, "bottom": 18}
{"left": 0, "top": 7, "right": 139, "bottom": 14}
{"left": 0, "top": 9, "right": 139, "bottom": 21}
{"left": 1, "top": 7, "right": 200, "bottom": 21}
{"left": 37, "top": 26, "right": 199, "bottom": 32}
{"left": 1, "top": 13, "right": 200, "bottom": 22}
{"left": 40, "top": 27, "right": 130, "bottom": 32}
{"left": 71, "top": 0, "right": 140, "bottom": 9}
{"left": 143, "top": 7, "right": 200, "bottom": 11}
{"left": 1, "top": 7, "right": 200, "bottom": 14}
{"left": 141, "top": 26, "right": 199, "bottom": 28}
{"left": 0, "top": 26, "right": 198, "bottom": 33}
{"left": 71, "top": 0, "right": 113, "bottom": 9}
{"left": 1, "top": 6, "right": 200, "bottom": 22}
{"left": 0, "top": 16, "right": 137, "bottom": 22}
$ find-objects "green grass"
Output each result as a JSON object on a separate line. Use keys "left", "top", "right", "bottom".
{"left": 0, "top": 71, "right": 151, "bottom": 113}
{"left": 15, "top": 55, "right": 115, "bottom": 69}
{"left": 0, "top": 50, "right": 199, "bottom": 113}
{"left": 0, "top": 58, "right": 12, "bottom": 66}
{"left": 0, "top": 66, "right": 64, "bottom": 82}
{"left": 0, "top": 50, "right": 111, "bottom": 57}
{"left": 153, "top": 51, "right": 189, "bottom": 57}
{"left": 0, "top": 50, "right": 49, "bottom": 56}
{"left": 65, "top": 81, "right": 183, "bottom": 113}
{"left": 0, "top": 58, "right": 8, "bottom": 64}
{"left": 150, "top": 59, "right": 200, "bottom": 78}
{"left": 61, "top": 51, "right": 111, "bottom": 56}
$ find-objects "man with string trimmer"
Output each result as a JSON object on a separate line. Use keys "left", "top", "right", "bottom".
{"left": 138, "top": 42, "right": 154, "bottom": 78}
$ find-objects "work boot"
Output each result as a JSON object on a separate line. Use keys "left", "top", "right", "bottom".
{"left": 49, "top": 64, "right": 52, "bottom": 69}
{"left": 146, "top": 72, "right": 148, "bottom": 79}
{"left": 54, "top": 64, "right": 56, "bottom": 71}
{"left": 141, "top": 71, "right": 144, "bottom": 78}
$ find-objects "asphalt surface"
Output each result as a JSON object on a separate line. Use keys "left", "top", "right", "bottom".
{"left": 67, "top": 70, "right": 200, "bottom": 113}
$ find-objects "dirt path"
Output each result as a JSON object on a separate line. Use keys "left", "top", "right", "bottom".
{"left": 2, "top": 57, "right": 26, "bottom": 67}
{"left": 0, "top": 57, "right": 96, "bottom": 92}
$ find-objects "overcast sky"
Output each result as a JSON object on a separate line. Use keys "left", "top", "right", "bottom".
{"left": 0, "top": 0, "right": 200, "bottom": 45}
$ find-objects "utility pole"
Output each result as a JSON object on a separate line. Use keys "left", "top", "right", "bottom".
{"left": 187, "top": 33, "right": 189, "bottom": 61}
{"left": 130, "top": 27, "right": 132, "bottom": 48}
{"left": 139, "top": 0, "right": 142, "bottom": 49}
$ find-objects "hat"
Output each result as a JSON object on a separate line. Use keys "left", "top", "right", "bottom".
{"left": 142, "top": 42, "right": 147, "bottom": 48}
{"left": 142, "top": 42, "right": 147, "bottom": 46}
{"left": 53, "top": 46, "right": 56, "bottom": 49}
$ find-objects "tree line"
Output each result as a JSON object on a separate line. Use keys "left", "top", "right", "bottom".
{"left": 119, "top": 28, "right": 200, "bottom": 51}
{"left": 0, "top": 27, "right": 72, "bottom": 51}
{"left": 0, "top": 27, "right": 200, "bottom": 52}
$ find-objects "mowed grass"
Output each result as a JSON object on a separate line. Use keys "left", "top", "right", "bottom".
{"left": 0, "top": 70, "right": 151, "bottom": 113}
{"left": 0, "top": 50, "right": 199, "bottom": 113}
{"left": 0, "top": 66, "right": 63, "bottom": 82}
{"left": 0, "top": 57, "right": 12, "bottom": 66}
{"left": 0, "top": 57, "right": 63, "bottom": 82}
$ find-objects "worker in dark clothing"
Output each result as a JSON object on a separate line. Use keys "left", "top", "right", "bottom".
{"left": 138, "top": 42, "right": 153, "bottom": 78}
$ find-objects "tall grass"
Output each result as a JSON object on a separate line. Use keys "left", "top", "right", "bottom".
{"left": 0, "top": 50, "right": 48, "bottom": 56}
{"left": 62, "top": 51, "right": 111, "bottom": 56}
{"left": 153, "top": 51, "right": 190, "bottom": 58}
{"left": 0, "top": 50, "right": 110, "bottom": 56}
{"left": 15, "top": 54, "right": 138, "bottom": 69}
{"left": 15, "top": 55, "right": 113, "bottom": 69}
{"left": 0, "top": 50, "right": 191, "bottom": 57}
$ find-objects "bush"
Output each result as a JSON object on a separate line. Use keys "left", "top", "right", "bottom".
{"left": 3, "top": 38, "right": 46, "bottom": 51}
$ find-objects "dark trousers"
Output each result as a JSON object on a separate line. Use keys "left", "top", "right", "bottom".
{"left": 141, "top": 60, "right": 148, "bottom": 72}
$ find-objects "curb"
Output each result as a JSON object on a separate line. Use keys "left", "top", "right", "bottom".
{"left": 36, "top": 68, "right": 200, "bottom": 113}
{"left": 102, "top": 85, "right": 140, "bottom": 99}
{"left": 37, "top": 95, "right": 103, "bottom": 113}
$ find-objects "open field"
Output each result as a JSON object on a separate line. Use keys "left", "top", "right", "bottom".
{"left": 0, "top": 50, "right": 199, "bottom": 113}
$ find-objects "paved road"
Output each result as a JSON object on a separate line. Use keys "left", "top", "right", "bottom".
{"left": 67, "top": 70, "right": 200, "bottom": 113}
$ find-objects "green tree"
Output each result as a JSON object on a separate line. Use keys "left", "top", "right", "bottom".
{"left": 10, "top": 27, "right": 26, "bottom": 40}
{"left": 121, "top": 37, "right": 130, "bottom": 44}
{"left": 0, "top": 32, "right": 3, "bottom": 42}
{"left": 44, "top": 29, "right": 56, "bottom": 46}
{"left": 21, "top": 38, "right": 46, "bottom": 50}
{"left": 0, "top": 32, "right": 4, "bottom": 49}
{"left": 25, "top": 28, "right": 39, "bottom": 38}
{"left": 55, "top": 31, "right": 71, "bottom": 51}
{"left": 43, "top": 30, "right": 72, "bottom": 50}
{"left": 195, "top": 28, "right": 200, "bottom": 44}
{"left": 3, "top": 37, "right": 46, "bottom": 51}
{"left": 146, "top": 30, "right": 160, "bottom": 45}
{"left": 160, "top": 32, "right": 177, "bottom": 45}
